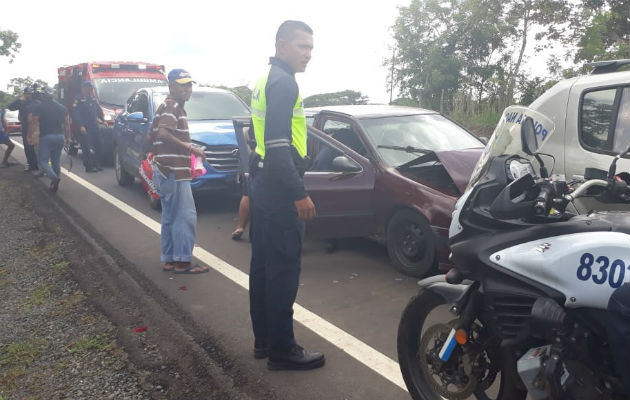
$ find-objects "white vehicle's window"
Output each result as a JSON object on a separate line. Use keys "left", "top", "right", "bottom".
{"left": 613, "top": 88, "right": 630, "bottom": 154}
{"left": 581, "top": 88, "right": 616, "bottom": 151}
{"left": 152, "top": 91, "right": 249, "bottom": 120}
{"left": 361, "top": 114, "right": 481, "bottom": 167}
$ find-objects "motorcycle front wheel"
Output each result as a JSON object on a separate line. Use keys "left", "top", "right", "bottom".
{"left": 397, "top": 290, "right": 526, "bottom": 400}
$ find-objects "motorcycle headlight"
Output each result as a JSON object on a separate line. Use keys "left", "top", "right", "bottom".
{"left": 507, "top": 158, "right": 534, "bottom": 181}
{"left": 104, "top": 113, "right": 114, "bottom": 122}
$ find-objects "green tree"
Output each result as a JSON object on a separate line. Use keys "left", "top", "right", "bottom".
{"left": 572, "top": 0, "right": 629, "bottom": 63}
{"left": 303, "top": 90, "right": 369, "bottom": 107}
{"left": 0, "top": 29, "right": 21, "bottom": 63}
{"left": 6, "top": 77, "right": 50, "bottom": 96}
{"left": 210, "top": 85, "right": 253, "bottom": 106}
{"left": 228, "top": 85, "right": 253, "bottom": 106}
{"left": 389, "top": 0, "right": 569, "bottom": 113}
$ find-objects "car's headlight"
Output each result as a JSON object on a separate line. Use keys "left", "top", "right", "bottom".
{"left": 507, "top": 158, "right": 534, "bottom": 180}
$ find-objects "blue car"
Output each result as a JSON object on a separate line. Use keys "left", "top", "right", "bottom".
{"left": 113, "top": 86, "right": 250, "bottom": 207}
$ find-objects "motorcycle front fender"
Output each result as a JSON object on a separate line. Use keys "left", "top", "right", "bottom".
{"left": 418, "top": 275, "right": 474, "bottom": 306}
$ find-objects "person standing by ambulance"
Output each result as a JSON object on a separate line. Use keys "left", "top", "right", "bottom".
{"left": 248, "top": 20, "right": 324, "bottom": 371}
{"left": 73, "top": 81, "right": 104, "bottom": 172}
{"left": 7, "top": 86, "right": 39, "bottom": 173}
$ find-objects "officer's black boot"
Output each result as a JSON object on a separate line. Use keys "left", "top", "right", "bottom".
{"left": 267, "top": 344, "right": 325, "bottom": 371}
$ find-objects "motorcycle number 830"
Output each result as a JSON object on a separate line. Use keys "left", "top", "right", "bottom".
{"left": 577, "top": 253, "right": 629, "bottom": 289}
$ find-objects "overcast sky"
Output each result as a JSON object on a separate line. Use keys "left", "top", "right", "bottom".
{"left": 1, "top": 0, "right": 411, "bottom": 104}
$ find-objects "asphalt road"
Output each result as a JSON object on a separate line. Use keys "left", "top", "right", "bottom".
{"left": 10, "top": 140, "right": 426, "bottom": 400}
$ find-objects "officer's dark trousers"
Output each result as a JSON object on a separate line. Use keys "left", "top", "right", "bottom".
{"left": 80, "top": 128, "right": 103, "bottom": 169}
{"left": 606, "top": 282, "right": 630, "bottom": 395}
{"left": 21, "top": 128, "right": 38, "bottom": 170}
{"left": 249, "top": 171, "right": 303, "bottom": 355}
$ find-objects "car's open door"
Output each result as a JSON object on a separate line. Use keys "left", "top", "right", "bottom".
{"left": 304, "top": 127, "right": 377, "bottom": 238}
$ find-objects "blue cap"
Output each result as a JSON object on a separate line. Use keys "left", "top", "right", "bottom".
{"left": 168, "top": 69, "right": 196, "bottom": 84}
{"left": 81, "top": 81, "right": 94, "bottom": 88}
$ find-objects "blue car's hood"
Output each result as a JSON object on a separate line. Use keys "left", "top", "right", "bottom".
{"left": 189, "top": 120, "right": 237, "bottom": 146}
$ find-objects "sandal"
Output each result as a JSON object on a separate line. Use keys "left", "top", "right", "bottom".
{"left": 231, "top": 228, "right": 244, "bottom": 240}
{"left": 174, "top": 264, "right": 210, "bottom": 274}
{"left": 163, "top": 263, "right": 176, "bottom": 272}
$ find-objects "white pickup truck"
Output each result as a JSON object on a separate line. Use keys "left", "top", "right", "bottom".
{"left": 527, "top": 59, "right": 630, "bottom": 212}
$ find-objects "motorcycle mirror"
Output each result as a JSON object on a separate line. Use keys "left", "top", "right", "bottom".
{"left": 608, "top": 143, "right": 630, "bottom": 180}
{"left": 520, "top": 117, "right": 538, "bottom": 156}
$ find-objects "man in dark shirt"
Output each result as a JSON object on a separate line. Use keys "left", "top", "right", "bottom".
{"left": 7, "top": 86, "right": 39, "bottom": 172}
{"left": 0, "top": 108, "right": 16, "bottom": 167}
{"left": 28, "top": 87, "right": 70, "bottom": 193}
{"left": 248, "top": 20, "right": 323, "bottom": 371}
{"left": 73, "top": 81, "right": 104, "bottom": 172}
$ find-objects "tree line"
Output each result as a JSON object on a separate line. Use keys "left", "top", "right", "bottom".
{"left": 386, "top": 0, "right": 629, "bottom": 119}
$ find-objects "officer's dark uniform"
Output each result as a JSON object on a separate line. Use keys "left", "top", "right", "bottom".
{"left": 8, "top": 90, "right": 40, "bottom": 171}
{"left": 73, "top": 89, "right": 104, "bottom": 171}
{"left": 606, "top": 282, "right": 630, "bottom": 395}
{"left": 248, "top": 57, "right": 323, "bottom": 369}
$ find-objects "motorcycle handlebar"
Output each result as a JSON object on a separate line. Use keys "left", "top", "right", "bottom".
{"left": 564, "top": 179, "right": 608, "bottom": 201}
{"left": 534, "top": 184, "right": 553, "bottom": 215}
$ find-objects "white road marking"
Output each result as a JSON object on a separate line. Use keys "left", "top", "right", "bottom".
{"left": 12, "top": 141, "right": 407, "bottom": 391}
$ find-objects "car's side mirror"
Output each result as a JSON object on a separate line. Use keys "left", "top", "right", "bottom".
{"left": 521, "top": 117, "right": 538, "bottom": 155}
{"left": 331, "top": 155, "right": 361, "bottom": 173}
{"left": 479, "top": 137, "right": 488, "bottom": 145}
{"left": 127, "top": 111, "right": 147, "bottom": 122}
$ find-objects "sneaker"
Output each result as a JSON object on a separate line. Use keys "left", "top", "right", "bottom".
{"left": 49, "top": 178, "right": 60, "bottom": 193}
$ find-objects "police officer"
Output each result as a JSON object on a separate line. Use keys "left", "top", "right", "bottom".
{"left": 248, "top": 20, "right": 324, "bottom": 371}
{"left": 7, "top": 85, "right": 40, "bottom": 173}
{"left": 73, "top": 81, "right": 104, "bottom": 172}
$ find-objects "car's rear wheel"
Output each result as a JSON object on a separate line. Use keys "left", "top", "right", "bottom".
{"left": 386, "top": 209, "right": 436, "bottom": 278}
{"left": 114, "top": 146, "right": 134, "bottom": 186}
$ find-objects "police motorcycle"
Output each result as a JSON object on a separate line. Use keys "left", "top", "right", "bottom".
{"left": 397, "top": 106, "right": 630, "bottom": 400}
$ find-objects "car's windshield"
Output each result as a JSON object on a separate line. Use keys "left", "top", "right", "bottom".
{"left": 93, "top": 78, "right": 167, "bottom": 107}
{"left": 360, "top": 114, "right": 482, "bottom": 167}
{"left": 467, "top": 105, "right": 556, "bottom": 190}
{"left": 152, "top": 91, "right": 250, "bottom": 120}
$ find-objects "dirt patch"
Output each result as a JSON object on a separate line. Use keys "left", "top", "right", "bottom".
{"left": 0, "top": 165, "right": 278, "bottom": 399}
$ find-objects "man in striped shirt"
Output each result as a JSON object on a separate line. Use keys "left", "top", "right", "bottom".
{"left": 148, "top": 69, "right": 209, "bottom": 274}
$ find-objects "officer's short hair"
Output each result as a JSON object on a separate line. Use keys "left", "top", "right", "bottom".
{"left": 276, "top": 20, "right": 313, "bottom": 42}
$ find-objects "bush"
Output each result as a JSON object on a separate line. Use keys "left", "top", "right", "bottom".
{"left": 448, "top": 110, "right": 502, "bottom": 138}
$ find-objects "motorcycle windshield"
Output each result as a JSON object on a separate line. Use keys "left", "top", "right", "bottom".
{"left": 467, "top": 105, "right": 556, "bottom": 190}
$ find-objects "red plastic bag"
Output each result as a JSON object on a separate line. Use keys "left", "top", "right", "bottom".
{"left": 139, "top": 153, "right": 159, "bottom": 200}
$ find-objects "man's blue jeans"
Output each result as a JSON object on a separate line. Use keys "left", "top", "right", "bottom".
{"left": 38, "top": 134, "right": 64, "bottom": 180}
{"left": 153, "top": 166, "right": 197, "bottom": 263}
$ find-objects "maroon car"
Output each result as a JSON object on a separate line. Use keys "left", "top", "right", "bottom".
{"left": 234, "top": 105, "right": 483, "bottom": 277}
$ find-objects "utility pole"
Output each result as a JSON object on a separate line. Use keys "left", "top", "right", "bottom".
{"left": 389, "top": 47, "right": 396, "bottom": 105}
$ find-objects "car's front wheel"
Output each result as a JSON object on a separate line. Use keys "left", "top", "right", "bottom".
{"left": 114, "top": 146, "right": 134, "bottom": 186}
{"left": 386, "top": 209, "right": 436, "bottom": 277}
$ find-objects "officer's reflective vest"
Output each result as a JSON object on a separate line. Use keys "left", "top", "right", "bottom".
{"left": 251, "top": 66, "right": 307, "bottom": 160}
